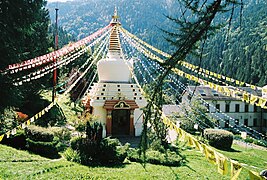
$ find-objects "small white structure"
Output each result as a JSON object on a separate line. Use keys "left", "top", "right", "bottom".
{"left": 88, "top": 9, "right": 147, "bottom": 137}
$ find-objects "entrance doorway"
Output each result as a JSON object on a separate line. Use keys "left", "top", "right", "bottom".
{"left": 112, "top": 109, "right": 130, "bottom": 136}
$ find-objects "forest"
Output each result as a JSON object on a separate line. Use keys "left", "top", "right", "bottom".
{"left": 47, "top": 0, "right": 267, "bottom": 86}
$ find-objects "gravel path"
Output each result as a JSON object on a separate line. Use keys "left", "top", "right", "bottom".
{"left": 233, "top": 140, "right": 267, "bottom": 151}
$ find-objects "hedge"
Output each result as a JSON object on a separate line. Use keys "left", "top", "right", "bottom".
{"left": 204, "top": 129, "right": 233, "bottom": 149}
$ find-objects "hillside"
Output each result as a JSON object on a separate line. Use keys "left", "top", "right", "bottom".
{"left": 0, "top": 143, "right": 266, "bottom": 179}
{"left": 47, "top": 0, "right": 267, "bottom": 86}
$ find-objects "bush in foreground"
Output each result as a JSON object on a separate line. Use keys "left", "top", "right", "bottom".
{"left": 66, "top": 137, "right": 129, "bottom": 166}
{"left": 25, "top": 125, "right": 70, "bottom": 158}
{"left": 204, "top": 129, "right": 233, "bottom": 150}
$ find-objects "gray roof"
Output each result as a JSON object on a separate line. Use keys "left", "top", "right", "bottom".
{"left": 186, "top": 85, "right": 262, "bottom": 101}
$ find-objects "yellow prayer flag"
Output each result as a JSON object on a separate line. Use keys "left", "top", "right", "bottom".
{"left": 26, "top": 120, "right": 31, "bottom": 126}
{"left": 226, "top": 77, "right": 231, "bottom": 81}
{"left": 257, "top": 97, "right": 267, "bottom": 108}
{"left": 0, "top": 134, "right": 4, "bottom": 142}
{"left": 215, "top": 153, "right": 228, "bottom": 175}
{"left": 249, "top": 170, "right": 264, "bottom": 180}
{"left": 251, "top": 85, "right": 256, "bottom": 90}
{"left": 203, "top": 145, "right": 217, "bottom": 165}
{"left": 187, "top": 135, "right": 194, "bottom": 147}
{"left": 230, "top": 160, "right": 242, "bottom": 180}
{"left": 191, "top": 137, "right": 203, "bottom": 152}
{"left": 250, "top": 94, "right": 259, "bottom": 104}
{"left": 243, "top": 93, "right": 249, "bottom": 103}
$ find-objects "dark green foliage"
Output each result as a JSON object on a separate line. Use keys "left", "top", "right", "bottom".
{"left": 24, "top": 125, "right": 70, "bottom": 158}
{"left": 0, "top": 0, "right": 52, "bottom": 112}
{"left": 26, "top": 138, "right": 60, "bottom": 159}
{"left": 34, "top": 104, "right": 66, "bottom": 127}
{"left": 69, "top": 122, "right": 127, "bottom": 165}
{"left": 25, "top": 125, "right": 54, "bottom": 142}
{"left": 1, "top": 130, "right": 27, "bottom": 150}
{"left": 98, "top": 138, "right": 128, "bottom": 165}
{"left": 204, "top": 129, "right": 234, "bottom": 149}
{"left": 70, "top": 137, "right": 128, "bottom": 166}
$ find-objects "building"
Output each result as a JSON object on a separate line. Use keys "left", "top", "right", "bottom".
{"left": 86, "top": 9, "right": 147, "bottom": 137}
{"left": 182, "top": 86, "right": 267, "bottom": 134}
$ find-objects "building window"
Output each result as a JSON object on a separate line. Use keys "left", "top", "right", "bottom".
{"left": 225, "top": 120, "right": 229, "bottom": 128}
{"left": 139, "top": 97, "right": 142, "bottom": 100}
{"left": 131, "top": 85, "right": 133, "bottom": 88}
{"left": 253, "top": 118, "right": 257, "bottom": 127}
{"left": 199, "top": 89, "right": 206, "bottom": 96}
{"left": 133, "top": 89, "right": 135, "bottom": 92}
{"left": 235, "top": 104, "right": 240, "bottom": 112}
{"left": 254, "top": 105, "right": 257, "bottom": 112}
{"left": 263, "top": 119, "right": 267, "bottom": 127}
{"left": 117, "top": 85, "right": 120, "bottom": 87}
{"left": 118, "top": 89, "right": 121, "bottom": 91}
{"left": 103, "top": 84, "right": 106, "bottom": 87}
{"left": 103, "top": 97, "right": 106, "bottom": 100}
{"left": 235, "top": 119, "right": 239, "bottom": 125}
{"left": 225, "top": 104, "right": 230, "bottom": 113}
{"left": 97, "top": 97, "right": 99, "bottom": 100}
{"left": 244, "top": 119, "right": 248, "bottom": 126}
{"left": 101, "top": 93, "right": 104, "bottom": 96}
{"left": 216, "top": 104, "right": 220, "bottom": 111}
{"left": 102, "top": 89, "right": 105, "bottom": 91}
{"left": 134, "top": 97, "right": 136, "bottom": 100}
{"left": 245, "top": 104, "right": 249, "bottom": 112}
{"left": 134, "top": 93, "right": 137, "bottom": 96}
{"left": 212, "top": 90, "right": 219, "bottom": 96}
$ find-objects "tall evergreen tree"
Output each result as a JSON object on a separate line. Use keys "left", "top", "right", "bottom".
{"left": 0, "top": 0, "right": 52, "bottom": 112}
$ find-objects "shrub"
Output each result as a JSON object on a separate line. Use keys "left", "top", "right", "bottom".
{"left": 26, "top": 138, "right": 60, "bottom": 159}
{"left": 63, "top": 147, "right": 81, "bottom": 163}
{"left": 204, "top": 129, "right": 233, "bottom": 150}
{"left": 1, "top": 129, "right": 27, "bottom": 150}
{"left": 98, "top": 137, "right": 128, "bottom": 165}
{"left": 69, "top": 137, "right": 128, "bottom": 166}
{"left": 25, "top": 125, "right": 54, "bottom": 142}
{"left": 24, "top": 125, "right": 71, "bottom": 158}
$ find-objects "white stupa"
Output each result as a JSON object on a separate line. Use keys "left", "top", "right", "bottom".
{"left": 88, "top": 8, "right": 147, "bottom": 137}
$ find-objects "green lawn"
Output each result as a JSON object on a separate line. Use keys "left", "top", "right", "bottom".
{"left": 0, "top": 143, "right": 266, "bottom": 179}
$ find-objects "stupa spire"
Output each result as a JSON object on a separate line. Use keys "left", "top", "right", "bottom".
{"left": 107, "top": 7, "right": 122, "bottom": 59}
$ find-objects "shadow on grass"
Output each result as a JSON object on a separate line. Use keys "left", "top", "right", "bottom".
{"left": 218, "top": 147, "right": 241, "bottom": 152}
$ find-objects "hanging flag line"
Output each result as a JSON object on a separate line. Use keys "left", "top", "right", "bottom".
{"left": 0, "top": 26, "right": 112, "bottom": 144}
{"left": 0, "top": 101, "right": 56, "bottom": 143}
{"left": 120, "top": 29, "right": 267, "bottom": 139}
{"left": 120, "top": 26, "right": 262, "bottom": 91}
{"left": 13, "top": 28, "right": 111, "bottom": 86}
{"left": 121, "top": 48, "right": 264, "bottom": 179}
{"left": 120, "top": 28, "right": 267, "bottom": 111}
{"left": 135, "top": 52, "right": 247, "bottom": 134}
{"left": 124, "top": 37, "right": 215, "bottom": 130}
{"left": 135, "top": 59, "right": 212, "bottom": 130}
{"left": 0, "top": 38, "right": 109, "bottom": 144}
{"left": 60, "top": 32, "right": 110, "bottom": 91}
{"left": 2, "top": 24, "right": 112, "bottom": 74}
{"left": 63, "top": 33, "right": 109, "bottom": 96}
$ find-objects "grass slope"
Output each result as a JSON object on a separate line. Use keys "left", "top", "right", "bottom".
{"left": 1, "top": 143, "right": 266, "bottom": 179}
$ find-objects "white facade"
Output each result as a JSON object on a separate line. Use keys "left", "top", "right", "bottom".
{"left": 183, "top": 86, "right": 267, "bottom": 134}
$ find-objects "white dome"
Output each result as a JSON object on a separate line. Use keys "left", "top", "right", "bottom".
{"left": 97, "top": 57, "right": 132, "bottom": 82}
